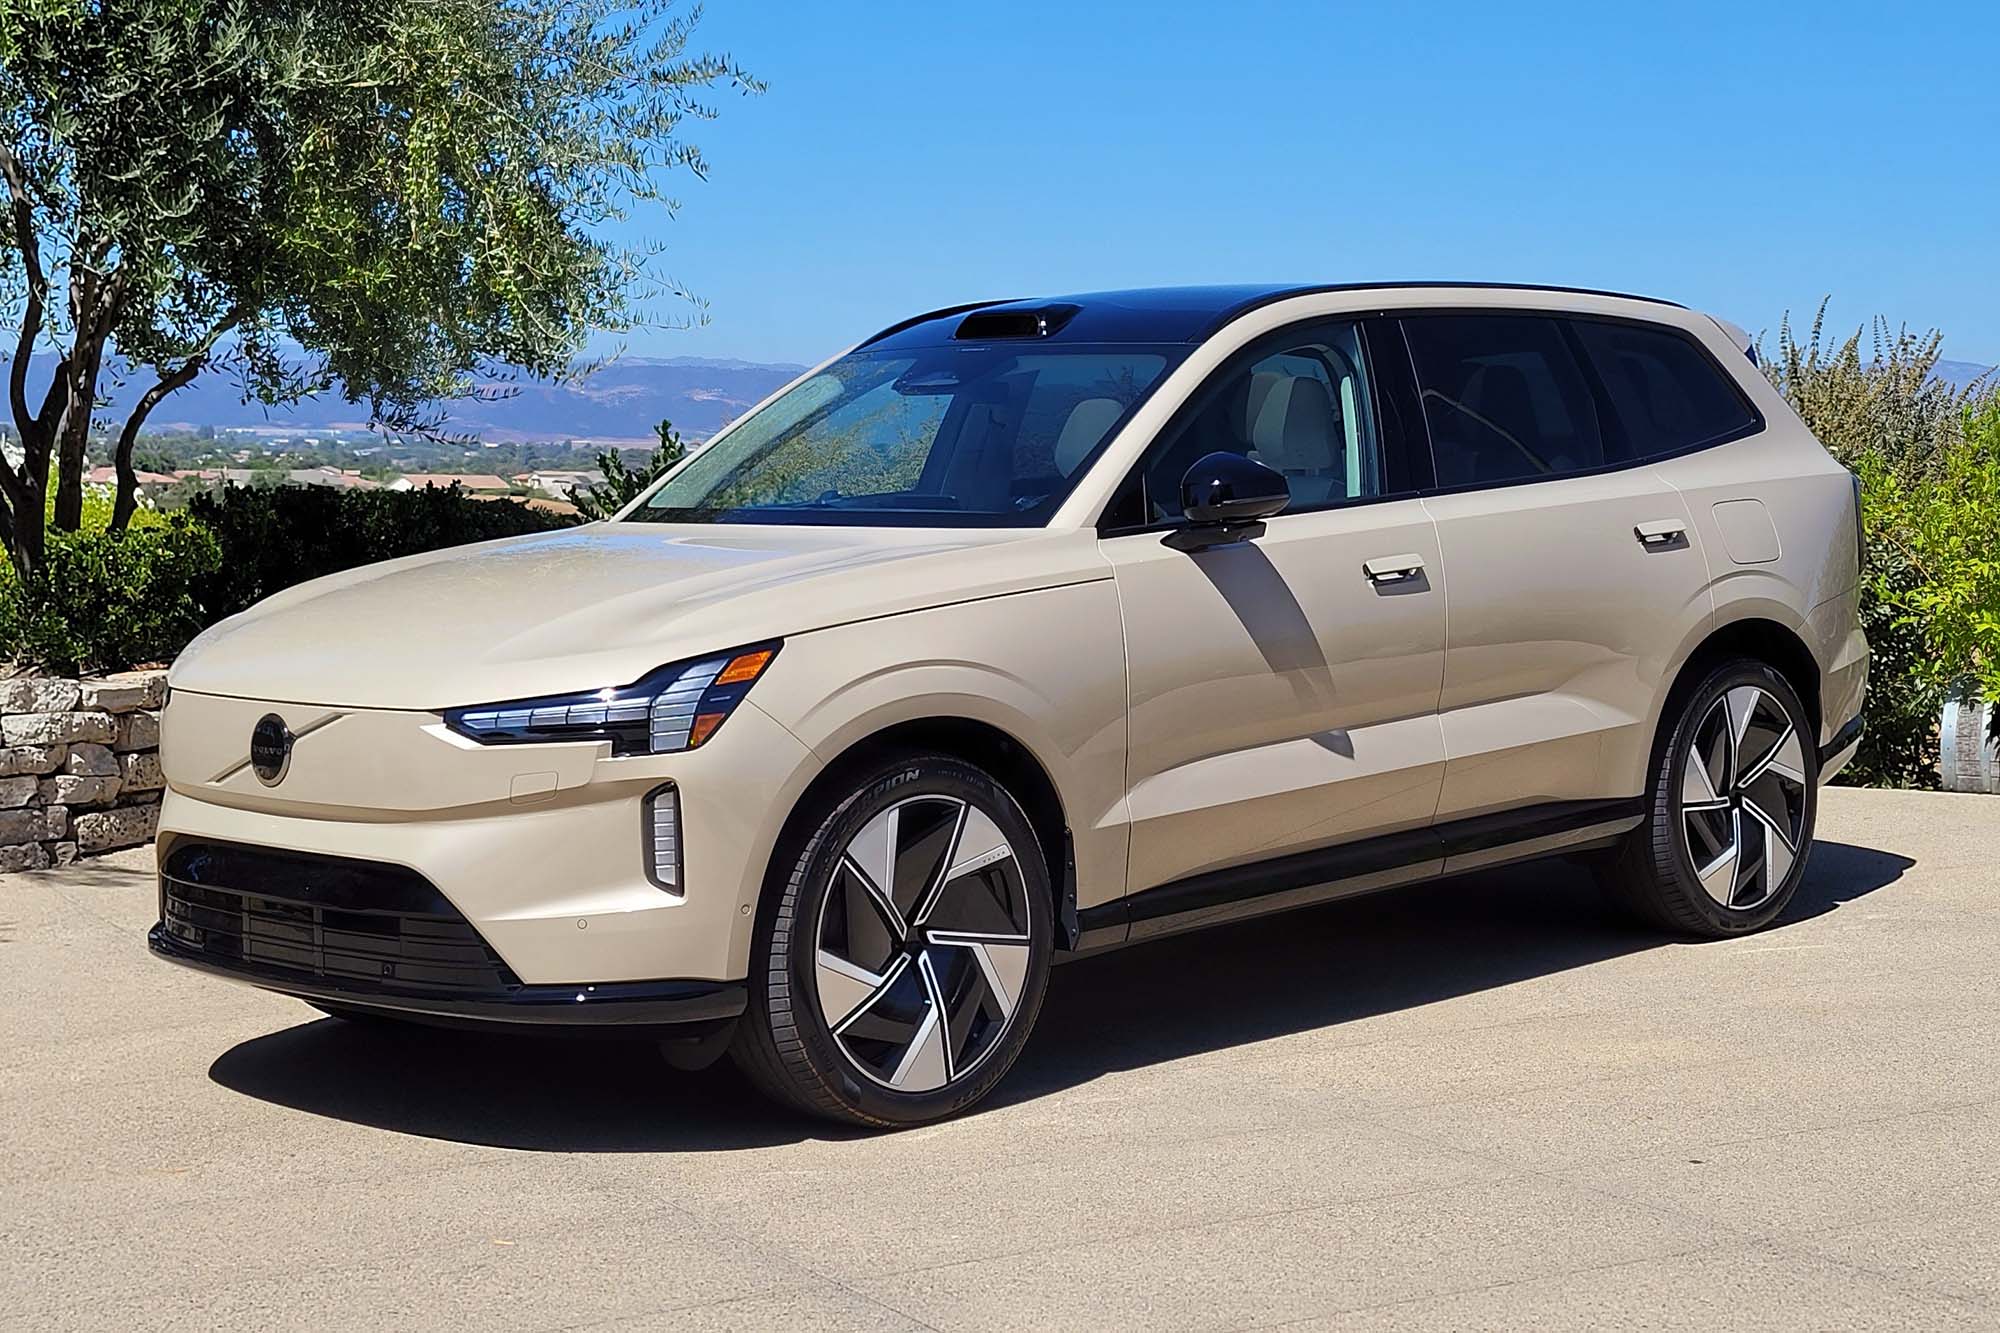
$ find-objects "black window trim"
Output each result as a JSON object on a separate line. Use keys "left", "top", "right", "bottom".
{"left": 1095, "top": 312, "right": 1429, "bottom": 538}
{"left": 1393, "top": 307, "right": 1768, "bottom": 501}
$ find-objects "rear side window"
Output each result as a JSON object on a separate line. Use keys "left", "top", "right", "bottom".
{"left": 1403, "top": 315, "right": 1607, "bottom": 487}
{"left": 1569, "top": 319, "right": 1759, "bottom": 458}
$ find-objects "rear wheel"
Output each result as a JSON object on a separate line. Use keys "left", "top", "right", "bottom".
{"left": 1605, "top": 659, "right": 1817, "bottom": 937}
{"left": 731, "top": 754, "right": 1053, "bottom": 1127}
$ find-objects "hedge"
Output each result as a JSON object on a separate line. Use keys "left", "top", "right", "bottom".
{"left": 0, "top": 484, "right": 579, "bottom": 673}
{"left": 183, "top": 483, "right": 579, "bottom": 623}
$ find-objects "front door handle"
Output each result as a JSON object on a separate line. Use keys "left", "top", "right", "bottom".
{"left": 1634, "top": 520, "right": 1687, "bottom": 548}
{"left": 1363, "top": 554, "right": 1428, "bottom": 586}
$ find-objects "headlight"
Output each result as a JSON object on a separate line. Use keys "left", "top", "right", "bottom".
{"left": 443, "top": 642, "right": 780, "bottom": 755}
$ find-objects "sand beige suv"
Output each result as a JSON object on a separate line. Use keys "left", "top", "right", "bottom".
{"left": 152, "top": 283, "right": 1868, "bottom": 1126}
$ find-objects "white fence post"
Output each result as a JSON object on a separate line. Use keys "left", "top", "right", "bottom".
{"left": 1939, "top": 690, "right": 2000, "bottom": 792}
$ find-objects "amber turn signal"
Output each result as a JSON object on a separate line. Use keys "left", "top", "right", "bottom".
{"left": 715, "top": 649, "right": 776, "bottom": 687}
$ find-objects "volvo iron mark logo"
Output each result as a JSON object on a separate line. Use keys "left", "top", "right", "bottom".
{"left": 249, "top": 714, "right": 294, "bottom": 786}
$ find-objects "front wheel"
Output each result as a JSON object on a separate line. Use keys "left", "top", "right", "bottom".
{"left": 731, "top": 754, "right": 1054, "bottom": 1127}
{"left": 1604, "top": 659, "right": 1818, "bottom": 937}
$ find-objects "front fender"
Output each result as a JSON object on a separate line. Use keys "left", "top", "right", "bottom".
{"left": 749, "top": 581, "right": 1131, "bottom": 914}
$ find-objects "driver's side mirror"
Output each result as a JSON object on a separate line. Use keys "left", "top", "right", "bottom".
{"left": 1168, "top": 452, "right": 1290, "bottom": 550}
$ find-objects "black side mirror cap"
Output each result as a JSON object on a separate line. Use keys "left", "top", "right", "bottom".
{"left": 1168, "top": 452, "right": 1289, "bottom": 550}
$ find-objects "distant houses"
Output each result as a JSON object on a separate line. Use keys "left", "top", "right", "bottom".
{"left": 84, "top": 466, "right": 578, "bottom": 516}
{"left": 391, "top": 472, "right": 581, "bottom": 516}
{"left": 83, "top": 465, "right": 180, "bottom": 487}
{"left": 157, "top": 466, "right": 382, "bottom": 490}
{"left": 510, "top": 467, "right": 604, "bottom": 499}
{"left": 387, "top": 472, "right": 511, "bottom": 493}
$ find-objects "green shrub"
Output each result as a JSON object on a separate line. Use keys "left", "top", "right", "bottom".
{"left": 0, "top": 514, "right": 222, "bottom": 674}
{"left": 186, "top": 483, "right": 580, "bottom": 622}
{"left": 571, "top": 418, "right": 688, "bottom": 520}
{"left": 1765, "top": 306, "right": 2000, "bottom": 786}
{"left": 1840, "top": 551, "right": 1948, "bottom": 788}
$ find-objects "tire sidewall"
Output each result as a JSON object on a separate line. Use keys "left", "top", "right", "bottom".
{"left": 761, "top": 754, "right": 1054, "bottom": 1126}
{"left": 1658, "top": 661, "right": 1819, "bottom": 934}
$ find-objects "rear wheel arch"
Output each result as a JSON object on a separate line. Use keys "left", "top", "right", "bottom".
{"left": 1659, "top": 617, "right": 1823, "bottom": 765}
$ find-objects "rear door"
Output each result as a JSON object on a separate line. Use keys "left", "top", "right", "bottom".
{"left": 1398, "top": 312, "right": 1715, "bottom": 827}
{"left": 1099, "top": 318, "right": 1448, "bottom": 898}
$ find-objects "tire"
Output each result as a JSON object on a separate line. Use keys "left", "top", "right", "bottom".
{"left": 1604, "top": 658, "right": 1818, "bottom": 937}
{"left": 731, "top": 753, "right": 1054, "bottom": 1127}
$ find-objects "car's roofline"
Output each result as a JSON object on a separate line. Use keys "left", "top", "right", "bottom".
{"left": 1190, "top": 281, "right": 1686, "bottom": 339}
{"left": 859, "top": 282, "right": 1687, "bottom": 349}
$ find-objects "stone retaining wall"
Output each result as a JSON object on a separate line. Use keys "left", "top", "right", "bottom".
{"left": 0, "top": 671, "right": 166, "bottom": 870}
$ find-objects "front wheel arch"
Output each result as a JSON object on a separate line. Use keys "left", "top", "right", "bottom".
{"left": 764, "top": 716, "right": 1075, "bottom": 948}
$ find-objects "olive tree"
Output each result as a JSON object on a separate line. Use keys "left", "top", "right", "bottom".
{"left": 0, "top": 0, "right": 754, "bottom": 575}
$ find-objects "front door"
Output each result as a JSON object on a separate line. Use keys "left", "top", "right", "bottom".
{"left": 1099, "top": 319, "right": 1448, "bottom": 900}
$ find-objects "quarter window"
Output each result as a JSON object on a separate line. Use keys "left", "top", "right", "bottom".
{"left": 1404, "top": 314, "right": 1608, "bottom": 487}
{"left": 1130, "top": 321, "right": 1381, "bottom": 524}
{"left": 1569, "top": 319, "right": 1759, "bottom": 458}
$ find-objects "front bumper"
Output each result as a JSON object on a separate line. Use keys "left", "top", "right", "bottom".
{"left": 156, "top": 688, "right": 824, "bottom": 986}
{"left": 148, "top": 921, "right": 744, "bottom": 1031}
{"left": 147, "top": 837, "right": 748, "bottom": 1031}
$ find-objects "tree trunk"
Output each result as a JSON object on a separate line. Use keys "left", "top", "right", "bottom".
{"left": 2, "top": 369, "right": 63, "bottom": 582}
{"left": 1, "top": 142, "right": 49, "bottom": 578}
{"left": 110, "top": 355, "right": 206, "bottom": 531}
{"left": 109, "top": 448, "right": 141, "bottom": 533}
{"left": 5, "top": 464, "right": 48, "bottom": 581}
{"left": 49, "top": 355, "right": 100, "bottom": 534}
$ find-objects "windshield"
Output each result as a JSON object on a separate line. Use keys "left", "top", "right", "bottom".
{"left": 625, "top": 342, "right": 1185, "bottom": 526}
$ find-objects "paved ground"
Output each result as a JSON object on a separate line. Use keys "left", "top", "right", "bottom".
{"left": 3, "top": 786, "right": 1997, "bottom": 1331}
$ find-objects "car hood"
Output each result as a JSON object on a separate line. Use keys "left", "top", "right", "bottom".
{"left": 170, "top": 522, "right": 1107, "bottom": 709}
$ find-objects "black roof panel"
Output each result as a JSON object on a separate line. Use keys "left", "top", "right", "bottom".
{"left": 860, "top": 281, "right": 1682, "bottom": 350}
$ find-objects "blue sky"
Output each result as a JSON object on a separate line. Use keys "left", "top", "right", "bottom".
{"left": 613, "top": 1, "right": 1999, "bottom": 368}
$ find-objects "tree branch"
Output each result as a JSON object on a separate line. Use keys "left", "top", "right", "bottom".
{"left": 108, "top": 357, "right": 203, "bottom": 529}
{"left": 0, "top": 143, "right": 48, "bottom": 443}
{"left": 87, "top": 264, "right": 131, "bottom": 348}
{"left": 108, "top": 310, "right": 244, "bottom": 529}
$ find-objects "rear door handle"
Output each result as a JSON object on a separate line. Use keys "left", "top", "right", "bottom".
{"left": 1634, "top": 520, "right": 1687, "bottom": 547}
{"left": 1363, "top": 554, "right": 1428, "bottom": 585}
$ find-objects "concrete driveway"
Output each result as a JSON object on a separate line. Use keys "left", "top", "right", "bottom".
{"left": 3, "top": 785, "right": 1996, "bottom": 1331}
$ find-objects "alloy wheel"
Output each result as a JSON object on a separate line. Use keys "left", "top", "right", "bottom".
{"left": 813, "top": 795, "right": 1034, "bottom": 1093}
{"left": 1679, "top": 685, "right": 1809, "bottom": 912}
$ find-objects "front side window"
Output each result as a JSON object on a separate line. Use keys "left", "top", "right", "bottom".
{"left": 1569, "top": 319, "right": 1760, "bottom": 459}
{"left": 627, "top": 343, "right": 1184, "bottom": 526}
{"left": 1404, "top": 314, "right": 1608, "bottom": 487}
{"left": 1121, "top": 320, "right": 1381, "bottom": 525}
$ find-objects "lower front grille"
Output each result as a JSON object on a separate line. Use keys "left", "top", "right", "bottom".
{"left": 160, "top": 841, "right": 517, "bottom": 993}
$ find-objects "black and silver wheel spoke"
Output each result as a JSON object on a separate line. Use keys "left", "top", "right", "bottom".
{"left": 814, "top": 795, "right": 1032, "bottom": 1093}
{"left": 1679, "top": 685, "right": 1807, "bottom": 911}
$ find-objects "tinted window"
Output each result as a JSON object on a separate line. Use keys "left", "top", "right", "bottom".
{"left": 1129, "top": 321, "right": 1381, "bottom": 524}
{"left": 1571, "top": 319, "right": 1758, "bottom": 458}
{"left": 631, "top": 344, "right": 1183, "bottom": 526}
{"left": 1404, "top": 315, "right": 1607, "bottom": 487}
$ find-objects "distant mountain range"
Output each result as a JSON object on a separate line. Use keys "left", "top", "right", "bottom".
{"left": 18, "top": 352, "right": 806, "bottom": 444}
{"left": 1934, "top": 360, "right": 1997, "bottom": 391}
{"left": 15, "top": 350, "right": 1997, "bottom": 445}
